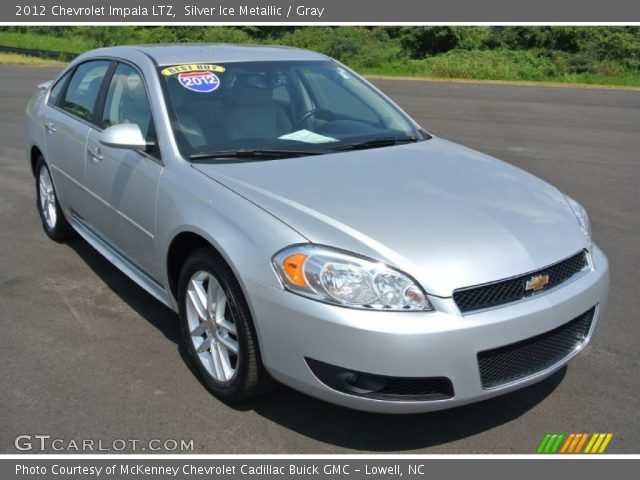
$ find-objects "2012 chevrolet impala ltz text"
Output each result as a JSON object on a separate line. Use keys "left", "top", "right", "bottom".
{"left": 25, "top": 44, "right": 609, "bottom": 413}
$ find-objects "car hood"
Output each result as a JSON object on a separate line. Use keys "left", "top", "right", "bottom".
{"left": 193, "top": 137, "right": 588, "bottom": 296}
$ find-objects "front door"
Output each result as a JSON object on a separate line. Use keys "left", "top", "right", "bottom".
{"left": 84, "top": 62, "right": 163, "bottom": 279}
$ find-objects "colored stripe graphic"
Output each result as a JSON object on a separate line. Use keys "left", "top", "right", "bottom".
{"left": 584, "top": 433, "right": 599, "bottom": 453}
{"left": 537, "top": 433, "right": 552, "bottom": 453}
{"left": 568, "top": 434, "right": 580, "bottom": 453}
{"left": 537, "top": 433, "right": 613, "bottom": 454}
{"left": 560, "top": 433, "right": 575, "bottom": 453}
{"left": 537, "top": 433, "right": 566, "bottom": 453}
{"left": 568, "top": 433, "right": 584, "bottom": 453}
{"left": 597, "top": 434, "right": 613, "bottom": 453}
{"left": 550, "top": 433, "right": 565, "bottom": 453}
{"left": 574, "top": 433, "right": 590, "bottom": 453}
{"left": 536, "top": 433, "right": 551, "bottom": 453}
{"left": 544, "top": 434, "right": 557, "bottom": 453}
{"left": 585, "top": 433, "right": 614, "bottom": 454}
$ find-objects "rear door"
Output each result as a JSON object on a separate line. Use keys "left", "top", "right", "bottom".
{"left": 85, "top": 62, "right": 163, "bottom": 278}
{"left": 43, "top": 60, "right": 113, "bottom": 220}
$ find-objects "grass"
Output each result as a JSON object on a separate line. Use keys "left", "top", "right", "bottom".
{"left": 358, "top": 50, "right": 640, "bottom": 87}
{"left": 359, "top": 66, "right": 640, "bottom": 88}
{"left": 0, "top": 30, "right": 639, "bottom": 87}
{"left": 0, "top": 52, "right": 65, "bottom": 66}
{"left": 0, "top": 31, "right": 93, "bottom": 53}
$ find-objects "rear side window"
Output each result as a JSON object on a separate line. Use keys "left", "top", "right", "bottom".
{"left": 61, "top": 60, "right": 111, "bottom": 123}
{"left": 47, "top": 70, "right": 71, "bottom": 106}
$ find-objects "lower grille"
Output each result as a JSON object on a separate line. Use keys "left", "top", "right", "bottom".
{"left": 306, "top": 358, "right": 454, "bottom": 401}
{"left": 375, "top": 377, "right": 454, "bottom": 400}
{"left": 454, "top": 251, "right": 589, "bottom": 313}
{"left": 478, "top": 307, "right": 595, "bottom": 389}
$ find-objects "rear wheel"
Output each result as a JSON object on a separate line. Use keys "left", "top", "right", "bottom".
{"left": 35, "top": 157, "right": 74, "bottom": 242}
{"left": 177, "top": 247, "right": 275, "bottom": 401}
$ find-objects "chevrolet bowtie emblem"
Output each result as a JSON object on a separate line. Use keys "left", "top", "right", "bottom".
{"left": 525, "top": 274, "right": 550, "bottom": 292}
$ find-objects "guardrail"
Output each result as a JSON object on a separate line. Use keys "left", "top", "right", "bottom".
{"left": 0, "top": 45, "right": 78, "bottom": 60}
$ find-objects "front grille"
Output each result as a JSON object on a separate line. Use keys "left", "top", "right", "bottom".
{"left": 454, "top": 251, "right": 589, "bottom": 313}
{"left": 478, "top": 307, "right": 595, "bottom": 389}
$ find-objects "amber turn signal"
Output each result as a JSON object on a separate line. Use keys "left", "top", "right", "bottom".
{"left": 282, "top": 253, "right": 308, "bottom": 287}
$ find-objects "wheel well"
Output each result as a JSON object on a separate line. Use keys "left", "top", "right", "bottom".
{"left": 166, "top": 232, "right": 228, "bottom": 299}
{"left": 30, "top": 146, "right": 43, "bottom": 176}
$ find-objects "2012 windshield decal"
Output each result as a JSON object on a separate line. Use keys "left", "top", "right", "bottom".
{"left": 178, "top": 72, "right": 221, "bottom": 93}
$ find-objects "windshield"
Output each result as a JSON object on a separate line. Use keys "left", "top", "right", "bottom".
{"left": 159, "top": 60, "right": 428, "bottom": 159}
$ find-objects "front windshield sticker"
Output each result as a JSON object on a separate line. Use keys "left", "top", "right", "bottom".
{"left": 278, "top": 129, "right": 339, "bottom": 144}
{"left": 178, "top": 71, "right": 221, "bottom": 93}
{"left": 160, "top": 64, "right": 226, "bottom": 76}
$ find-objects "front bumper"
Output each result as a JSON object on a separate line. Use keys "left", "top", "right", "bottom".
{"left": 242, "top": 245, "right": 609, "bottom": 413}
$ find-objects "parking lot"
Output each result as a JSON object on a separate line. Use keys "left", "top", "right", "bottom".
{"left": 0, "top": 65, "right": 638, "bottom": 453}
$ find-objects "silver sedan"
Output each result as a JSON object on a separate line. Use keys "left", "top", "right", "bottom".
{"left": 25, "top": 44, "right": 609, "bottom": 413}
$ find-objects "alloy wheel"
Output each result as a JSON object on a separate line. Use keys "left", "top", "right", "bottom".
{"left": 185, "top": 271, "right": 239, "bottom": 382}
{"left": 38, "top": 166, "right": 57, "bottom": 230}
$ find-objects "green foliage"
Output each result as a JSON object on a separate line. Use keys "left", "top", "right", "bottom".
{"left": 0, "top": 26, "right": 638, "bottom": 86}
{"left": 597, "top": 30, "right": 640, "bottom": 66}
{"left": 130, "top": 26, "right": 254, "bottom": 44}
{"left": 277, "top": 27, "right": 403, "bottom": 68}
{"left": 0, "top": 30, "right": 96, "bottom": 53}
{"left": 398, "top": 26, "right": 492, "bottom": 57}
{"left": 421, "top": 49, "right": 557, "bottom": 81}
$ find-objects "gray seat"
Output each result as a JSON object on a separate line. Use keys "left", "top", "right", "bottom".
{"left": 225, "top": 83, "right": 292, "bottom": 140}
{"left": 170, "top": 83, "right": 208, "bottom": 149}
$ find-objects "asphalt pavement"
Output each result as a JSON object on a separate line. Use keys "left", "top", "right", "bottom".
{"left": 0, "top": 65, "right": 638, "bottom": 453}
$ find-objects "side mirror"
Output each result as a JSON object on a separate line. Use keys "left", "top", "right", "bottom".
{"left": 38, "top": 80, "right": 53, "bottom": 92}
{"left": 99, "top": 124, "right": 152, "bottom": 150}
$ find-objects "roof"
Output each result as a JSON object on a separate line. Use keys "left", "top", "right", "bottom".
{"left": 86, "top": 43, "right": 328, "bottom": 66}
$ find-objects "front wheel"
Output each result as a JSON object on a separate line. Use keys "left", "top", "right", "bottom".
{"left": 35, "top": 156, "right": 74, "bottom": 242}
{"left": 177, "top": 247, "right": 275, "bottom": 402}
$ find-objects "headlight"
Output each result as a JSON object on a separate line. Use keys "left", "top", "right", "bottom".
{"left": 565, "top": 195, "right": 591, "bottom": 243}
{"left": 272, "top": 245, "right": 432, "bottom": 311}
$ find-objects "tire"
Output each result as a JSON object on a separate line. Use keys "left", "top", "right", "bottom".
{"left": 35, "top": 156, "right": 75, "bottom": 242}
{"left": 177, "top": 247, "right": 275, "bottom": 402}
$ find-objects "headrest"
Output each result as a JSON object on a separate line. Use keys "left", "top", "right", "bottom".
{"left": 232, "top": 74, "right": 286, "bottom": 106}
{"left": 233, "top": 85, "right": 272, "bottom": 106}
{"left": 88, "top": 77, "right": 103, "bottom": 96}
{"left": 120, "top": 74, "right": 148, "bottom": 110}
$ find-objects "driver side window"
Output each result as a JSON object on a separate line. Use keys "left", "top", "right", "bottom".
{"left": 102, "top": 63, "right": 156, "bottom": 148}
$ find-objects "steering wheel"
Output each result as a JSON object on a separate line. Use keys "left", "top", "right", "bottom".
{"left": 291, "top": 108, "right": 337, "bottom": 131}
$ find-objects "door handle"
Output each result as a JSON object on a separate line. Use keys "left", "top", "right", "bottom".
{"left": 89, "top": 146, "right": 104, "bottom": 162}
{"left": 45, "top": 122, "right": 56, "bottom": 135}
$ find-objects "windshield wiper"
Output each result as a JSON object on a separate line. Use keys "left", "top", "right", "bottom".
{"left": 189, "top": 149, "right": 323, "bottom": 161}
{"left": 332, "top": 135, "right": 419, "bottom": 151}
